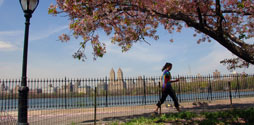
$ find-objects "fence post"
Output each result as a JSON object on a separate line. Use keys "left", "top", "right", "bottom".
{"left": 228, "top": 81, "right": 233, "bottom": 107}
{"left": 94, "top": 87, "right": 97, "bottom": 125}
{"left": 64, "top": 77, "right": 67, "bottom": 109}
{"left": 143, "top": 76, "right": 146, "bottom": 105}
{"left": 177, "top": 75, "right": 181, "bottom": 102}
{"left": 0, "top": 79, "right": 2, "bottom": 111}
{"left": 207, "top": 74, "right": 213, "bottom": 100}
{"left": 236, "top": 74, "right": 240, "bottom": 98}
{"left": 158, "top": 81, "right": 161, "bottom": 115}
{"left": 105, "top": 76, "right": 108, "bottom": 107}
{"left": 3, "top": 80, "right": 6, "bottom": 110}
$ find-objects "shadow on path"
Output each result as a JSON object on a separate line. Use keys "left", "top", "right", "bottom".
{"left": 182, "top": 103, "right": 254, "bottom": 112}
{"left": 79, "top": 103, "right": 254, "bottom": 124}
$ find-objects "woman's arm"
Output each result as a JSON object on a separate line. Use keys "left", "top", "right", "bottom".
{"left": 168, "top": 72, "right": 179, "bottom": 83}
{"left": 170, "top": 79, "right": 179, "bottom": 83}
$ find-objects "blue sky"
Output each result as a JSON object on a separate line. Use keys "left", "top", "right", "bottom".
{"left": 0, "top": 0, "right": 253, "bottom": 79}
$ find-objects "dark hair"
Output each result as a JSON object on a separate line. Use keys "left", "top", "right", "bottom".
{"left": 162, "top": 62, "right": 172, "bottom": 71}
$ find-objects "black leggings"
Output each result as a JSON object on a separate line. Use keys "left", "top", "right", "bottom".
{"left": 156, "top": 84, "right": 179, "bottom": 108}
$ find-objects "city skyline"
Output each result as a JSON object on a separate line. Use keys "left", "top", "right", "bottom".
{"left": 0, "top": 68, "right": 249, "bottom": 95}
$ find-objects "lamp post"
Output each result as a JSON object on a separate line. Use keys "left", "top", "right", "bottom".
{"left": 18, "top": 0, "right": 39, "bottom": 124}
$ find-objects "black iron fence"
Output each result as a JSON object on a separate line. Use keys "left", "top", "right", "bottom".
{"left": 1, "top": 74, "right": 254, "bottom": 124}
{"left": 1, "top": 74, "right": 254, "bottom": 111}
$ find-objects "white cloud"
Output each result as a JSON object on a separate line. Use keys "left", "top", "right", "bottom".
{"left": 0, "top": 30, "right": 24, "bottom": 47}
{"left": 0, "top": 30, "right": 23, "bottom": 37}
{"left": 194, "top": 43, "right": 235, "bottom": 75}
{"left": 0, "top": 41, "right": 12, "bottom": 49}
{"left": 0, "top": 41, "right": 17, "bottom": 51}
{"left": 30, "top": 25, "right": 68, "bottom": 41}
{"left": 0, "top": 25, "right": 68, "bottom": 49}
{"left": 0, "top": 31, "right": 23, "bottom": 51}
{"left": 124, "top": 48, "right": 165, "bottom": 63}
{"left": 106, "top": 42, "right": 166, "bottom": 63}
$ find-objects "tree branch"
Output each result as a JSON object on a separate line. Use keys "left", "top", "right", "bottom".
{"left": 222, "top": 10, "right": 253, "bottom": 16}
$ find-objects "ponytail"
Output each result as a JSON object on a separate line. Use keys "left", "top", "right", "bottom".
{"left": 162, "top": 62, "right": 172, "bottom": 72}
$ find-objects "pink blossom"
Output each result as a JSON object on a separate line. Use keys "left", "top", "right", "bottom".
{"left": 49, "top": 0, "right": 254, "bottom": 67}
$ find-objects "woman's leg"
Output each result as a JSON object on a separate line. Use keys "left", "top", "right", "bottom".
{"left": 167, "top": 85, "right": 180, "bottom": 109}
{"left": 156, "top": 88, "right": 169, "bottom": 108}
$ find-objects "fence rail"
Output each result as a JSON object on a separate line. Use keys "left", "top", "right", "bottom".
{"left": 0, "top": 74, "right": 254, "bottom": 111}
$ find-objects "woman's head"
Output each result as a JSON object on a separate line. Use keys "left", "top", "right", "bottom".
{"left": 162, "top": 62, "right": 172, "bottom": 71}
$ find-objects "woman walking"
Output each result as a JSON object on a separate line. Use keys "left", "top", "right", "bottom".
{"left": 154, "top": 62, "right": 180, "bottom": 113}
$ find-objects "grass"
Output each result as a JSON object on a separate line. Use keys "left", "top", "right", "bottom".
{"left": 108, "top": 107, "right": 254, "bottom": 125}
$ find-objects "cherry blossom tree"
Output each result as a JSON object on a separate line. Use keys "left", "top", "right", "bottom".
{"left": 49, "top": 0, "right": 254, "bottom": 70}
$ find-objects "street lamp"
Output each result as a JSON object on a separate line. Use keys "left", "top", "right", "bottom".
{"left": 19, "top": 0, "right": 39, "bottom": 124}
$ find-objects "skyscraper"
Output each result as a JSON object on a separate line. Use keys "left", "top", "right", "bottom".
{"left": 108, "top": 68, "right": 125, "bottom": 92}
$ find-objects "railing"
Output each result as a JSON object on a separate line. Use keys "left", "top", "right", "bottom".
{"left": 1, "top": 74, "right": 254, "bottom": 111}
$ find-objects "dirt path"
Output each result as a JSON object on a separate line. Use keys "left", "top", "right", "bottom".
{"left": 1, "top": 97, "right": 254, "bottom": 125}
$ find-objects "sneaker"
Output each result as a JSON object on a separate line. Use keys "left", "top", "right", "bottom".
{"left": 176, "top": 107, "right": 181, "bottom": 112}
{"left": 153, "top": 110, "right": 159, "bottom": 115}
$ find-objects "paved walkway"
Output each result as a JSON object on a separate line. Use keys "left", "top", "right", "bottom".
{"left": 1, "top": 97, "right": 254, "bottom": 125}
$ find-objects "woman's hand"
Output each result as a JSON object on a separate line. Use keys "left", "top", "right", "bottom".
{"left": 171, "top": 79, "right": 179, "bottom": 82}
{"left": 175, "top": 78, "right": 179, "bottom": 82}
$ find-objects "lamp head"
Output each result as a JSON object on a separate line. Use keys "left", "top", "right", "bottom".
{"left": 20, "top": 0, "right": 39, "bottom": 14}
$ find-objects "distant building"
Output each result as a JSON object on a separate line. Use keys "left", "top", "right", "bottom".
{"left": 145, "top": 78, "right": 157, "bottom": 88}
{"left": 14, "top": 85, "right": 20, "bottom": 94}
{"left": 213, "top": 69, "right": 221, "bottom": 81}
{"left": 30, "top": 88, "right": 42, "bottom": 94}
{"left": 108, "top": 68, "right": 125, "bottom": 92}
{"left": 136, "top": 76, "right": 143, "bottom": 88}
{"left": 42, "top": 87, "right": 57, "bottom": 93}
{"left": 97, "top": 81, "right": 107, "bottom": 90}
{"left": 97, "top": 81, "right": 107, "bottom": 95}
{"left": 195, "top": 73, "right": 203, "bottom": 82}
{"left": 67, "top": 82, "right": 73, "bottom": 93}
{"left": 125, "top": 79, "right": 135, "bottom": 89}
{"left": 58, "top": 82, "right": 74, "bottom": 93}
{"left": 77, "top": 87, "right": 87, "bottom": 94}
{"left": 0, "top": 82, "right": 5, "bottom": 92}
{"left": 74, "top": 80, "right": 81, "bottom": 93}
{"left": 179, "top": 77, "right": 187, "bottom": 83}
{"left": 110, "top": 68, "right": 115, "bottom": 82}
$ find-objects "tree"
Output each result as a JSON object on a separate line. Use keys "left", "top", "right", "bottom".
{"left": 49, "top": 0, "right": 254, "bottom": 70}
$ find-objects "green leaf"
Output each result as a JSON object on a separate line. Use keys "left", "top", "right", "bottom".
{"left": 237, "top": 3, "right": 244, "bottom": 8}
{"left": 48, "top": 9, "right": 53, "bottom": 14}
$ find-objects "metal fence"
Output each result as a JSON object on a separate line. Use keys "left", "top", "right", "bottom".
{"left": 1, "top": 74, "right": 254, "bottom": 124}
